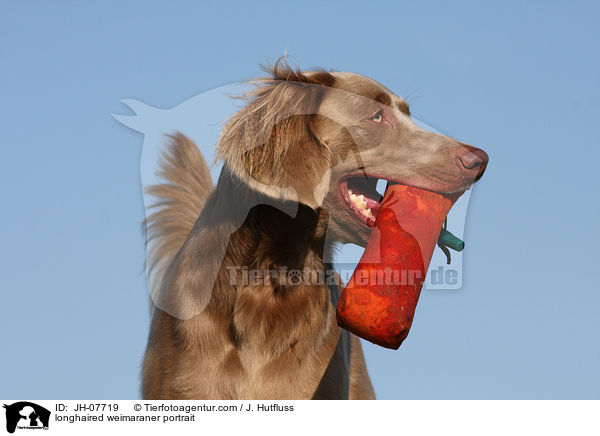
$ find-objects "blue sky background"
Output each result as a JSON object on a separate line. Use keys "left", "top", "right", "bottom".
{"left": 1, "top": 1, "right": 599, "bottom": 399}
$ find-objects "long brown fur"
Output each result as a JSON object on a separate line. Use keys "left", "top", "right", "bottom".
{"left": 141, "top": 58, "right": 487, "bottom": 400}
{"left": 143, "top": 133, "right": 214, "bottom": 300}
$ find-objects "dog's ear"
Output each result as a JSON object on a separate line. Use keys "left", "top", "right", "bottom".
{"left": 217, "top": 60, "right": 336, "bottom": 209}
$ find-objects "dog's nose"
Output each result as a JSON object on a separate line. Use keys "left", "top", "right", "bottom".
{"left": 457, "top": 145, "right": 488, "bottom": 180}
{"left": 459, "top": 151, "right": 484, "bottom": 169}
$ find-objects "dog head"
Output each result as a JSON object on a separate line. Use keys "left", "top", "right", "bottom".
{"left": 218, "top": 59, "right": 488, "bottom": 247}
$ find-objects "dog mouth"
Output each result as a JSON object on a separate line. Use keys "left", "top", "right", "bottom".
{"left": 338, "top": 176, "right": 384, "bottom": 227}
{"left": 338, "top": 174, "right": 465, "bottom": 228}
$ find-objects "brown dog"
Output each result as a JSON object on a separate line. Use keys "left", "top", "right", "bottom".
{"left": 141, "top": 59, "right": 488, "bottom": 399}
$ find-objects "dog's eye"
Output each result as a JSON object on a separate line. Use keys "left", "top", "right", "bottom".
{"left": 369, "top": 110, "right": 383, "bottom": 123}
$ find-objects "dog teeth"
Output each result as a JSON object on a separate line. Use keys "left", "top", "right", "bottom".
{"left": 348, "top": 190, "right": 373, "bottom": 219}
{"left": 349, "top": 193, "right": 366, "bottom": 208}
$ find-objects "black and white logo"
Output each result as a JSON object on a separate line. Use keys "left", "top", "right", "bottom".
{"left": 3, "top": 402, "right": 50, "bottom": 433}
